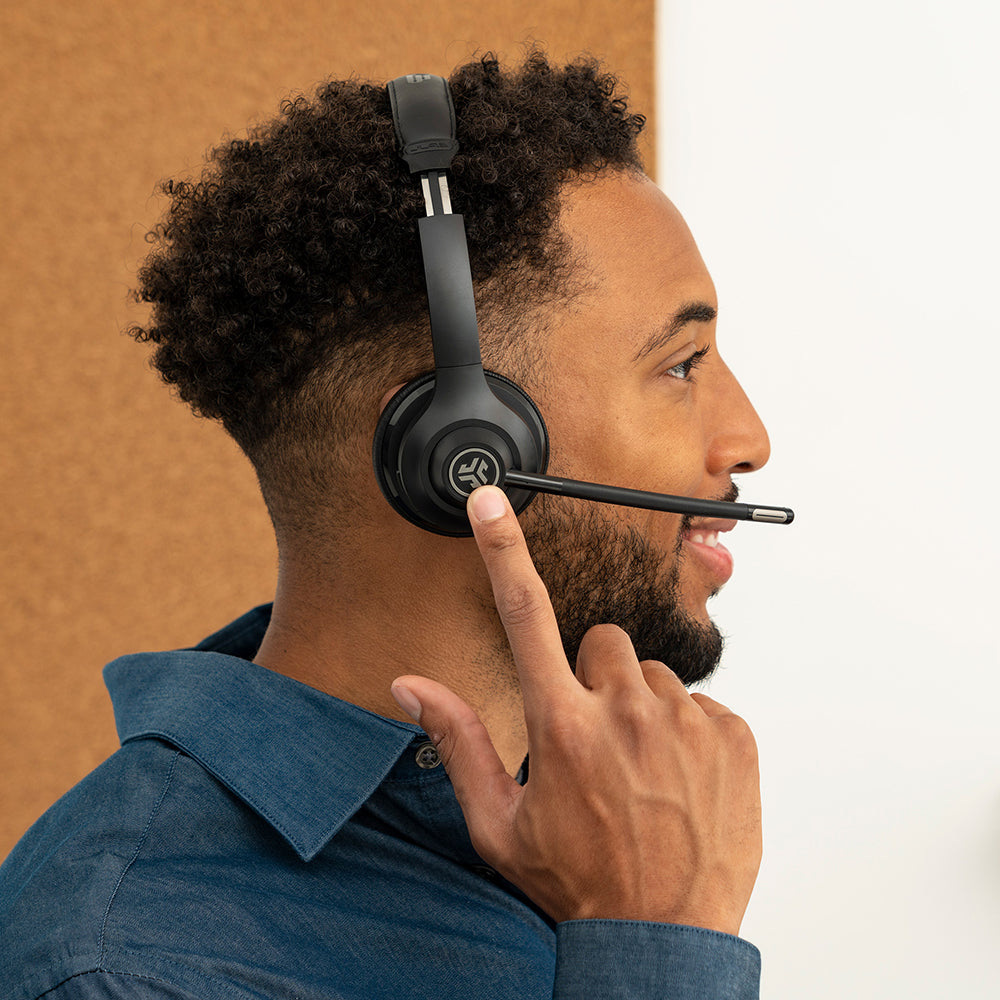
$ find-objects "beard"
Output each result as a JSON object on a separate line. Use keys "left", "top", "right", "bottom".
{"left": 518, "top": 490, "right": 730, "bottom": 687}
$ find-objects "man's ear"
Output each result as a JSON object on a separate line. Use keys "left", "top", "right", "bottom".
{"left": 379, "top": 384, "right": 407, "bottom": 415}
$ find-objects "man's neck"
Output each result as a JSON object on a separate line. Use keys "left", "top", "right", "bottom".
{"left": 252, "top": 535, "right": 528, "bottom": 774}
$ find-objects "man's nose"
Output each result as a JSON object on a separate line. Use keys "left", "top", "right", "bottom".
{"left": 706, "top": 361, "right": 771, "bottom": 476}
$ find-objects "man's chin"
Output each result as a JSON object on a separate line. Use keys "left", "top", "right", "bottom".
{"left": 627, "top": 616, "right": 724, "bottom": 687}
{"left": 522, "top": 494, "right": 726, "bottom": 688}
{"left": 555, "top": 573, "right": 726, "bottom": 687}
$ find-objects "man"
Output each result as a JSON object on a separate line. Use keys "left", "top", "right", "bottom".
{"left": 0, "top": 52, "right": 771, "bottom": 998}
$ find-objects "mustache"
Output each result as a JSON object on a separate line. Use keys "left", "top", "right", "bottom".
{"left": 679, "top": 481, "right": 740, "bottom": 534}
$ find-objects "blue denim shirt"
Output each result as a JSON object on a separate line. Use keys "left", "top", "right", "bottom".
{"left": 0, "top": 606, "right": 760, "bottom": 999}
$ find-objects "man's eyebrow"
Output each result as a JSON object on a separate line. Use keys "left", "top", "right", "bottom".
{"left": 631, "top": 301, "right": 718, "bottom": 364}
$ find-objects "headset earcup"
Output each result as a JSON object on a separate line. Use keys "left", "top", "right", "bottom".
{"left": 372, "top": 370, "right": 548, "bottom": 537}
{"left": 372, "top": 372, "right": 438, "bottom": 528}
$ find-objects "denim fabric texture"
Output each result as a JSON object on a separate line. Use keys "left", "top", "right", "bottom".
{"left": 0, "top": 605, "right": 761, "bottom": 1000}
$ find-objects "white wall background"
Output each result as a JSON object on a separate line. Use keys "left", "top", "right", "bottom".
{"left": 656, "top": 1, "right": 1000, "bottom": 996}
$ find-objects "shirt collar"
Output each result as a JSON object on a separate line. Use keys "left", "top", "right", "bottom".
{"left": 103, "top": 604, "right": 423, "bottom": 862}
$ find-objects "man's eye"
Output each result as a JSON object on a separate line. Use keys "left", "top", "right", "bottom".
{"left": 665, "top": 346, "right": 711, "bottom": 381}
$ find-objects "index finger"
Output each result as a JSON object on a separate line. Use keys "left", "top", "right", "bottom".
{"left": 467, "top": 486, "right": 576, "bottom": 705}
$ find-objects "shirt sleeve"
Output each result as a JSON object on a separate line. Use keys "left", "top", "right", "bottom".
{"left": 552, "top": 920, "right": 760, "bottom": 1000}
{"left": 30, "top": 971, "right": 204, "bottom": 1000}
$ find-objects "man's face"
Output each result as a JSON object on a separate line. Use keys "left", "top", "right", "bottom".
{"left": 518, "top": 172, "right": 771, "bottom": 684}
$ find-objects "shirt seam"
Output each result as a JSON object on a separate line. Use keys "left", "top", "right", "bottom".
{"left": 96, "top": 750, "right": 180, "bottom": 966}
{"left": 559, "top": 918, "right": 760, "bottom": 948}
{"left": 37, "top": 969, "right": 192, "bottom": 999}
{"left": 563, "top": 918, "right": 747, "bottom": 935}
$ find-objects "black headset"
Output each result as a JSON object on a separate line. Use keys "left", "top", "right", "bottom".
{"left": 373, "top": 74, "right": 793, "bottom": 537}
{"left": 373, "top": 73, "right": 548, "bottom": 536}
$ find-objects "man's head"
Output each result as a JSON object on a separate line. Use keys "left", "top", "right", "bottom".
{"left": 129, "top": 51, "right": 645, "bottom": 536}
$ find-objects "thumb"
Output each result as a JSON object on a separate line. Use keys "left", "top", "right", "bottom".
{"left": 391, "top": 675, "right": 519, "bottom": 857}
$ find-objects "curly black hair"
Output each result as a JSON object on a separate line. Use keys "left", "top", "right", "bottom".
{"left": 129, "top": 50, "right": 644, "bottom": 529}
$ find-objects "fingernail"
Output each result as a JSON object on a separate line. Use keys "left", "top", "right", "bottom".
{"left": 469, "top": 486, "right": 507, "bottom": 524}
{"left": 391, "top": 681, "right": 422, "bottom": 723}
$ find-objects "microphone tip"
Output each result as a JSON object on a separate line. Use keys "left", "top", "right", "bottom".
{"left": 750, "top": 507, "right": 795, "bottom": 524}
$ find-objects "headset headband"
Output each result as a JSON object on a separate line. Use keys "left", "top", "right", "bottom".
{"left": 387, "top": 74, "right": 481, "bottom": 371}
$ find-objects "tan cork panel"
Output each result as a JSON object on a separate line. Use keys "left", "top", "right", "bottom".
{"left": 0, "top": 0, "right": 654, "bottom": 858}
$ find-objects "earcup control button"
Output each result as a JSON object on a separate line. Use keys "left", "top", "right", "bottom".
{"left": 446, "top": 446, "right": 503, "bottom": 498}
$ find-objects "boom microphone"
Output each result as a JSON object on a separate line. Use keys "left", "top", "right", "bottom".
{"left": 504, "top": 470, "right": 794, "bottom": 524}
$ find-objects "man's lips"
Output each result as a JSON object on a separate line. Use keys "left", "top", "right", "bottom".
{"left": 681, "top": 518, "right": 737, "bottom": 585}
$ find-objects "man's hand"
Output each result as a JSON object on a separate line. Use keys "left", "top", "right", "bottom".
{"left": 391, "top": 485, "right": 762, "bottom": 935}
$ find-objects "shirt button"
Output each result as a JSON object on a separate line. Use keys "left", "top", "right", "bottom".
{"left": 414, "top": 741, "right": 442, "bottom": 769}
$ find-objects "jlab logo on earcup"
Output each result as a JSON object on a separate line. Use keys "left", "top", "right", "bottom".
{"left": 448, "top": 448, "right": 502, "bottom": 496}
